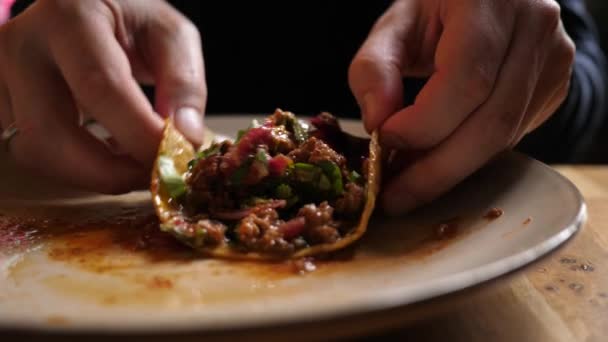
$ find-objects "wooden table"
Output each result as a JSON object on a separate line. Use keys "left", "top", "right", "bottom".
{"left": 362, "top": 165, "right": 608, "bottom": 342}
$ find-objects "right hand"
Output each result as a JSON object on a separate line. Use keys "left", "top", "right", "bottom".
{"left": 0, "top": 0, "right": 207, "bottom": 194}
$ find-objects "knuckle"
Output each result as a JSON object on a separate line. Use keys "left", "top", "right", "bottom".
{"left": 348, "top": 54, "right": 397, "bottom": 91}
{"left": 157, "top": 12, "right": 201, "bottom": 42}
{"left": 551, "top": 36, "right": 575, "bottom": 86}
{"left": 560, "top": 37, "right": 576, "bottom": 66}
{"left": 175, "top": 18, "right": 201, "bottom": 41}
{"left": 348, "top": 55, "right": 374, "bottom": 81}
{"left": 537, "top": 0, "right": 562, "bottom": 32}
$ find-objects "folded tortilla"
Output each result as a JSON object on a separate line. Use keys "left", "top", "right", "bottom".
{"left": 150, "top": 110, "right": 381, "bottom": 260}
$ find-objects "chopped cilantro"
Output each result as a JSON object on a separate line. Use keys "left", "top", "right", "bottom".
{"left": 275, "top": 184, "right": 293, "bottom": 199}
{"left": 293, "top": 163, "right": 319, "bottom": 182}
{"left": 230, "top": 158, "right": 252, "bottom": 185}
{"left": 318, "top": 161, "right": 344, "bottom": 196}
{"left": 255, "top": 148, "right": 269, "bottom": 165}
{"left": 188, "top": 144, "right": 221, "bottom": 169}
{"left": 158, "top": 156, "right": 187, "bottom": 199}
{"left": 291, "top": 119, "right": 309, "bottom": 145}
{"left": 348, "top": 170, "right": 362, "bottom": 184}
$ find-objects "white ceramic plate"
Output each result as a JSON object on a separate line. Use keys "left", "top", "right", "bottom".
{"left": 0, "top": 115, "right": 586, "bottom": 340}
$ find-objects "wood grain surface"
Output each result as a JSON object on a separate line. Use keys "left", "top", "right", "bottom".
{"left": 363, "top": 165, "right": 608, "bottom": 342}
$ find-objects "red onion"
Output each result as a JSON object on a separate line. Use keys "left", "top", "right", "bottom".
{"left": 278, "top": 217, "right": 307, "bottom": 240}
{"left": 269, "top": 155, "right": 292, "bottom": 177}
{"left": 236, "top": 127, "right": 273, "bottom": 160}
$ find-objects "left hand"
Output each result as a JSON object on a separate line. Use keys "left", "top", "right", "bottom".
{"left": 348, "top": 0, "right": 575, "bottom": 215}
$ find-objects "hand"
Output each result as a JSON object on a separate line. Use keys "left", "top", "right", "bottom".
{"left": 0, "top": 0, "right": 206, "bottom": 194}
{"left": 349, "top": 0, "right": 575, "bottom": 215}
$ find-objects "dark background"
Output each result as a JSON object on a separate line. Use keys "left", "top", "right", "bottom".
{"left": 585, "top": 0, "right": 608, "bottom": 163}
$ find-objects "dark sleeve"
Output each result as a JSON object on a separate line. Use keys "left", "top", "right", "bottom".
{"left": 515, "top": 0, "right": 607, "bottom": 163}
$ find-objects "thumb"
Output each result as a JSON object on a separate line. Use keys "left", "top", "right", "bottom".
{"left": 348, "top": 0, "right": 418, "bottom": 133}
{"left": 142, "top": 4, "right": 207, "bottom": 145}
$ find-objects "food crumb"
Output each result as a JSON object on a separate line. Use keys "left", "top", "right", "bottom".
{"left": 560, "top": 257, "right": 577, "bottom": 264}
{"left": 292, "top": 257, "right": 317, "bottom": 275}
{"left": 544, "top": 284, "right": 558, "bottom": 292}
{"left": 567, "top": 262, "right": 594, "bottom": 272}
{"left": 568, "top": 283, "right": 584, "bottom": 292}
{"left": 523, "top": 217, "right": 532, "bottom": 225}
{"left": 483, "top": 208, "right": 503, "bottom": 220}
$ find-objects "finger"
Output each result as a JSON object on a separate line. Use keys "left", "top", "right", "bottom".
{"left": 0, "top": 80, "right": 11, "bottom": 129}
{"left": 8, "top": 63, "right": 148, "bottom": 194}
{"left": 516, "top": 22, "right": 575, "bottom": 138}
{"left": 379, "top": 1, "right": 516, "bottom": 150}
{"left": 47, "top": 5, "right": 164, "bottom": 166}
{"left": 141, "top": 2, "right": 207, "bottom": 145}
{"left": 348, "top": 0, "right": 419, "bottom": 132}
{"left": 382, "top": 3, "right": 558, "bottom": 215}
{"left": 526, "top": 78, "right": 570, "bottom": 135}
{"left": 0, "top": 40, "right": 12, "bottom": 129}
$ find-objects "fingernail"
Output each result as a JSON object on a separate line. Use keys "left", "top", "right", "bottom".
{"left": 361, "top": 93, "right": 378, "bottom": 132}
{"left": 382, "top": 189, "right": 418, "bottom": 216}
{"left": 174, "top": 107, "right": 204, "bottom": 145}
{"left": 381, "top": 130, "right": 408, "bottom": 150}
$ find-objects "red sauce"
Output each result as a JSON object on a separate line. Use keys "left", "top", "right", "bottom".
{"left": 1, "top": 206, "right": 328, "bottom": 279}
{"left": 483, "top": 208, "right": 504, "bottom": 220}
{"left": 1, "top": 202, "right": 478, "bottom": 283}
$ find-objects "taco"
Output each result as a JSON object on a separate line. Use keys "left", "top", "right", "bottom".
{"left": 150, "top": 109, "right": 381, "bottom": 260}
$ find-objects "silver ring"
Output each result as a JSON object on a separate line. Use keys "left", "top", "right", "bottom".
{"left": 1, "top": 122, "right": 19, "bottom": 151}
